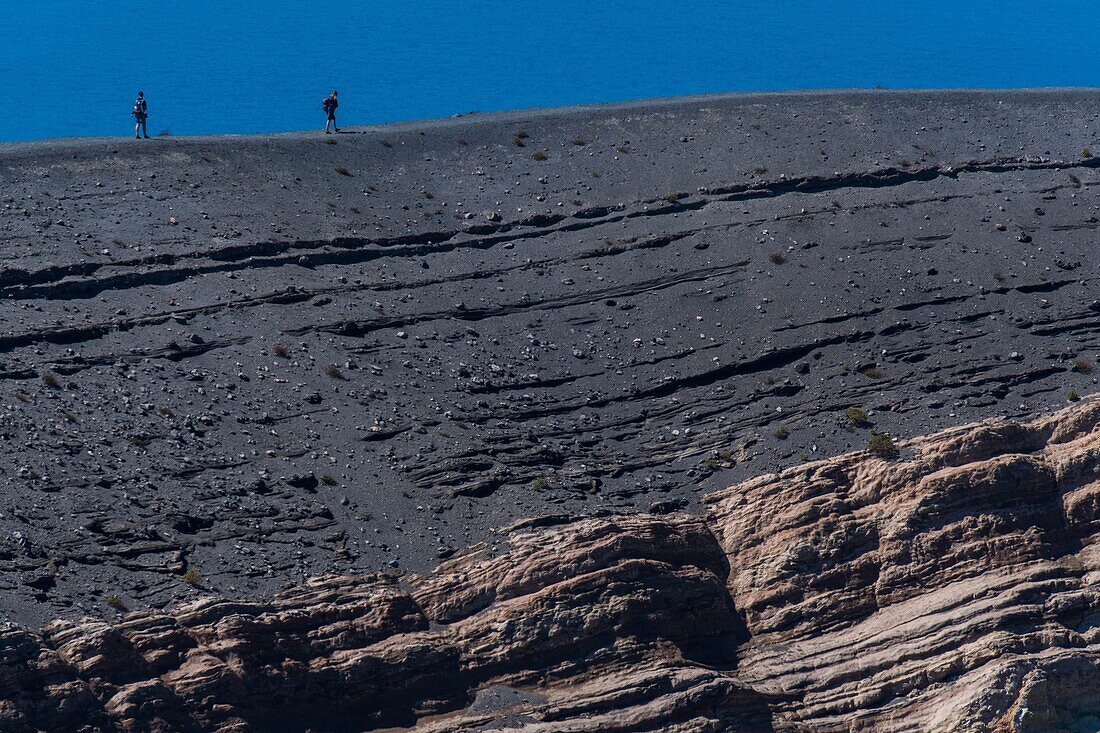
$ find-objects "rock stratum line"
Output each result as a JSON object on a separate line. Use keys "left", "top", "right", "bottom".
{"left": 4, "top": 399, "right": 1100, "bottom": 732}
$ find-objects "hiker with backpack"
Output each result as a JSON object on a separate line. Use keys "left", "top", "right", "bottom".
{"left": 132, "top": 92, "right": 149, "bottom": 139}
{"left": 323, "top": 90, "right": 339, "bottom": 133}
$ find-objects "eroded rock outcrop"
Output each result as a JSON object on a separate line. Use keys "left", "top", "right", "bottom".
{"left": 706, "top": 399, "right": 1100, "bottom": 732}
{"left": 0, "top": 515, "right": 767, "bottom": 732}
{"left": 4, "top": 401, "right": 1100, "bottom": 732}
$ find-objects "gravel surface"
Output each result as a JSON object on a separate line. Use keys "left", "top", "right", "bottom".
{"left": 1, "top": 89, "right": 1098, "bottom": 625}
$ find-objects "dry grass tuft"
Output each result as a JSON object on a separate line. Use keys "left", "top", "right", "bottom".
{"left": 868, "top": 433, "right": 899, "bottom": 459}
{"left": 845, "top": 407, "right": 870, "bottom": 426}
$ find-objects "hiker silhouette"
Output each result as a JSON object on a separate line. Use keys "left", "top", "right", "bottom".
{"left": 132, "top": 92, "right": 149, "bottom": 139}
{"left": 323, "top": 91, "right": 339, "bottom": 134}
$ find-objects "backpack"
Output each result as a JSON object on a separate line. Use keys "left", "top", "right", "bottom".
{"left": 133, "top": 100, "right": 146, "bottom": 119}
{"left": 322, "top": 97, "right": 334, "bottom": 113}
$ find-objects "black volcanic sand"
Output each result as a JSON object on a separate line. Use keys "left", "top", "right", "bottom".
{"left": 1, "top": 90, "right": 1099, "bottom": 625}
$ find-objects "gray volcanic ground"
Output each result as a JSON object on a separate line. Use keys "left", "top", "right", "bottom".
{"left": 1, "top": 90, "right": 1098, "bottom": 626}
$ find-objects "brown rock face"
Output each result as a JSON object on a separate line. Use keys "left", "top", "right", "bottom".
{"left": 4, "top": 402, "right": 1100, "bottom": 732}
{"left": 707, "top": 400, "right": 1100, "bottom": 732}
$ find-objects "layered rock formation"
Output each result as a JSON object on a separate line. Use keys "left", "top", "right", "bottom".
{"left": 5, "top": 400, "right": 1100, "bottom": 732}
{"left": 708, "top": 399, "right": 1100, "bottom": 731}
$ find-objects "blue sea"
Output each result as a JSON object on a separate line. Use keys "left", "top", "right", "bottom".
{"left": 0, "top": 1, "right": 1096, "bottom": 142}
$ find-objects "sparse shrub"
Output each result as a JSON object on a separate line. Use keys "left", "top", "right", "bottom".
{"left": 769, "top": 252, "right": 788, "bottom": 265}
{"left": 773, "top": 425, "right": 790, "bottom": 440}
{"left": 320, "top": 474, "right": 338, "bottom": 486}
{"left": 41, "top": 374, "right": 60, "bottom": 389}
{"left": 531, "top": 476, "right": 550, "bottom": 491}
{"left": 323, "top": 363, "right": 344, "bottom": 379}
{"left": 1073, "top": 358, "right": 1094, "bottom": 375}
{"left": 702, "top": 449, "right": 734, "bottom": 470}
{"left": 334, "top": 166, "right": 352, "bottom": 176}
{"left": 272, "top": 343, "right": 289, "bottom": 358}
{"left": 182, "top": 568, "right": 202, "bottom": 586}
{"left": 867, "top": 433, "right": 899, "bottom": 459}
{"left": 106, "top": 596, "right": 125, "bottom": 610}
{"left": 859, "top": 365, "right": 883, "bottom": 379}
{"left": 1068, "top": 390, "right": 1081, "bottom": 402}
{"left": 845, "top": 407, "right": 870, "bottom": 426}
{"left": 531, "top": 151, "right": 548, "bottom": 161}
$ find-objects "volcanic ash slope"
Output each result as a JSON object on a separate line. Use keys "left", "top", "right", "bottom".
{"left": 0, "top": 90, "right": 1099, "bottom": 626}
